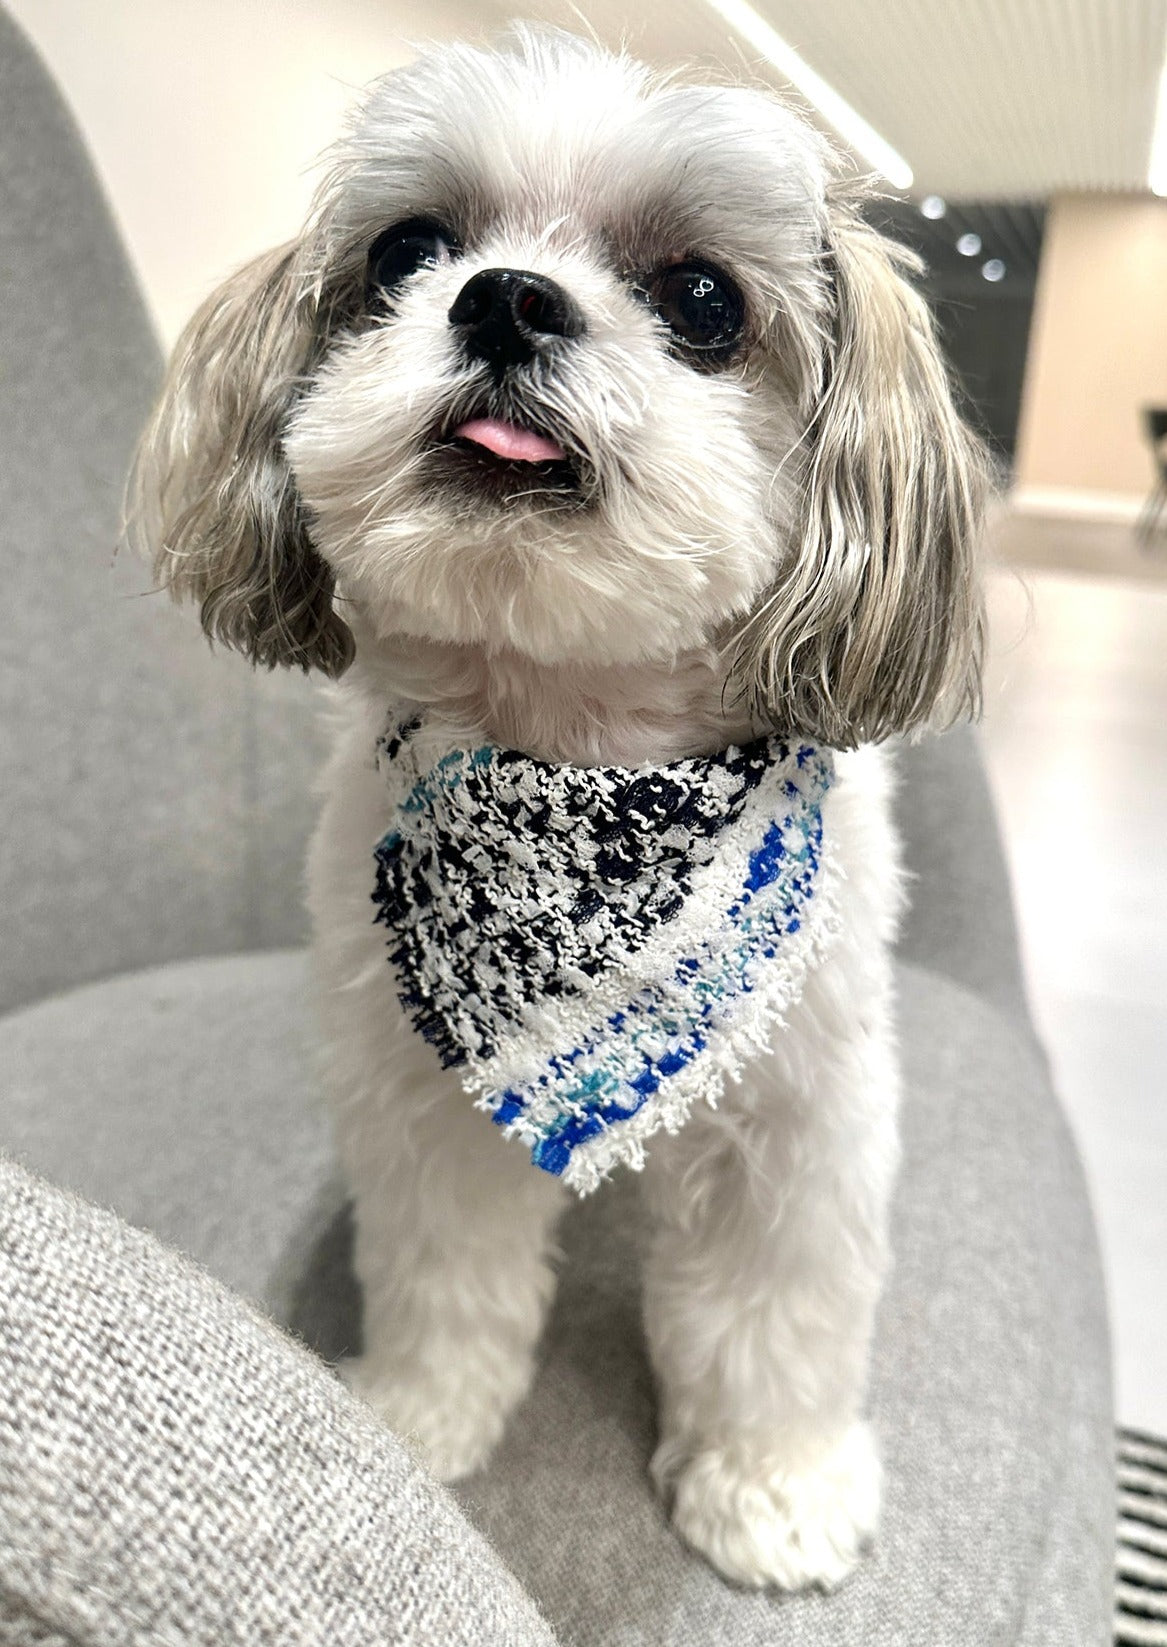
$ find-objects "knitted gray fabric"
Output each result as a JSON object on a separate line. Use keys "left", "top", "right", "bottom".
{"left": 0, "top": 1157, "right": 557, "bottom": 1647}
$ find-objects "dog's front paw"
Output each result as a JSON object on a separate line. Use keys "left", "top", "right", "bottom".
{"left": 657, "top": 1421, "right": 881, "bottom": 1591}
{"left": 338, "top": 1355, "right": 508, "bottom": 1483}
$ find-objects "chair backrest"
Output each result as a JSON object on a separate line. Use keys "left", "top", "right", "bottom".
{"left": 0, "top": 7, "right": 327, "bottom": 1017}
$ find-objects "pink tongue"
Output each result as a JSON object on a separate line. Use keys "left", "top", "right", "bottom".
{"left": 453, "top": 417, "right": 565, "bottom": 463}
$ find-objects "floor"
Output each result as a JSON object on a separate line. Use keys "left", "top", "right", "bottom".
{"left": 981, "top": 511, "right": 1167, "bottom": 1435}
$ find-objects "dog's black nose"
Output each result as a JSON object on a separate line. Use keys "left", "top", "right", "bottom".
{"left": 448, "top": 268, "right": 585, "bottom": 375}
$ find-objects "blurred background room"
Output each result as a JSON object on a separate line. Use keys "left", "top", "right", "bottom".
{"left": 10, "top": 0, "right": 1165, "bottom": 1434}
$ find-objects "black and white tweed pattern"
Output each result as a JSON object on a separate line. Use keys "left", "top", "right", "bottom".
{"left": 372, "top": 718, "right": 777, "bottom": 1067}
{"left": 1117, "top": 1427, "right": 1167, "bottom": 1645}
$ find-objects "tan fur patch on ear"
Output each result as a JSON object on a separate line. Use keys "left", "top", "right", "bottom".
{"left": 127, "top": 244, "right": 354, "bottom": 676}
{"left": 733, "top": 204, "right": 991, "bottom": 748}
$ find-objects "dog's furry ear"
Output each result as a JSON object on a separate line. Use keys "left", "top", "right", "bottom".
{"left": 128, "top": 245, "right": 354, "bottom": 676}
{"left": 735, "top": 208, "right": 990, "bottom": 748}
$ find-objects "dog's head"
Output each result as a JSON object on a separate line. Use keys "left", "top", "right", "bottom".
{"left": 131, "top": 28, "right": 988, "bottom": 746}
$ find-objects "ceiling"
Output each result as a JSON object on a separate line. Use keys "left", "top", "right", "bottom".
{"left": 499, "top": 0, "right": 1167, "bottom": 201}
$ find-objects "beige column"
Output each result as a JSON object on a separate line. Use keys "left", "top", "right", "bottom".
{"left": 1014, "top": 192, "right": 1167, "bottom": 510}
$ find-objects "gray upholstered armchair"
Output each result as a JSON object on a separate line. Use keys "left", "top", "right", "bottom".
{"left": 0, "top": 10, "right": 1113, "bottom": 1642}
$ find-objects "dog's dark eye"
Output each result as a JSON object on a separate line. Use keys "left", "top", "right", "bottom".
{"left": 636, "top": 260, "right": 745, "bottom": 361}
{"left": 366, "top": 217, "right": 460, "bottom": 304}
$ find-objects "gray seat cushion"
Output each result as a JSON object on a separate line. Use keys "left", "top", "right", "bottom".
{"left": 0, "top": 949, "right": 1113, "bottom": 1644}
{"left": 0, "top": 951, "right": 336, "bottom": 1316}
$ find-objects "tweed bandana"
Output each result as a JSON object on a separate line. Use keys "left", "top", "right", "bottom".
{"left": 372, "top": 717, "right": 839, "bottom": 1194}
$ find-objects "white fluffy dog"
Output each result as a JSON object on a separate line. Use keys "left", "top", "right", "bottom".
{"left": 132, "top": 29, "right": 987, "bottom": 1592}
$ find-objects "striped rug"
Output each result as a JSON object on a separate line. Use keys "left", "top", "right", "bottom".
{"left": 1117, "top": 1427, "right": 1167, "bottom": 1645}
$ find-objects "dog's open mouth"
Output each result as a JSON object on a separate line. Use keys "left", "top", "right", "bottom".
{"left": 429, "top": 413, "right": 584, "bottom": 500}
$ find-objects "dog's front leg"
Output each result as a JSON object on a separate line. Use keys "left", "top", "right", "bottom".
{"left": 310, "top": 727, "right": 567, "bottom": 1483}
{"left": 640, "top": 962, "right": 899, "bottom": 1591}
{"left": 333, "top": 1024, "right": 566, "bottom": 1483}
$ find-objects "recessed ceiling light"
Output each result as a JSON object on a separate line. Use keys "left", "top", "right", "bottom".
{"left": 700, "top": 0, "right": 914, "bottom": 190}
{"left": 920, "top": 195, "right": 947, "bottom": 219}
{"left": 982, "top": 258, "right": 1006, "bottom": 282}
{"left": 957, "top": 233, "right": 982, "bottom": 256}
